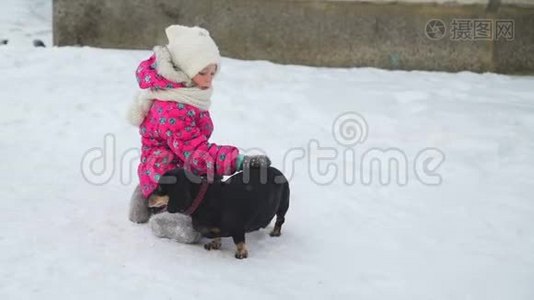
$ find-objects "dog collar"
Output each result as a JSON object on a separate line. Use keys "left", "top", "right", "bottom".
{"left": 184, "top": 180, "right": 209, "bottom": 216}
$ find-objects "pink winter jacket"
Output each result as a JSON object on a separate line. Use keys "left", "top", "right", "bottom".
{"left": 136, "top": 55, "right": 239, "bottom": 198}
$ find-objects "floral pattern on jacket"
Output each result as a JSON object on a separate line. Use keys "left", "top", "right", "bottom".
{"left": 136, "top": 54, "right": 239, "bottom": 198}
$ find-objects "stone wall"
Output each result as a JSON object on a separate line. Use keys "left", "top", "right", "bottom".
{"left": 54, "top": 0, "right": 534, "bottom": 73}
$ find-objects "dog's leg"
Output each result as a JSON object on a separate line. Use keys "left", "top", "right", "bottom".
{"left": 270, "top": 185, "right": 290, "bottom": 237}
{"left": 232, "top": 232, "right": 248, "bottom": 259}
{"left": 204, "top": 237, "right": 222, "bottom": 250}
{"left": 235, "top": 242, "right": 248, "bottom": 259}
{"left": 269, "top": 214, "right": 284, "bottom": 237}
{"left": 204, "top": 228, "right": 222, "bottom": 250}
{"left": 269, "top": 224, "right": 282, "bottom": 237}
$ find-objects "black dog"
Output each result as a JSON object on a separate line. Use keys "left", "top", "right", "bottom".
{"left": 154, "top": 167, "right": 290, "bottom": 259}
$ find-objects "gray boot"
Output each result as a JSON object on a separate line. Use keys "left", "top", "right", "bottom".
{"left": 149, "top": 212, "right": 202, "bottom": 244}
{"left": 128, "top": 185, "right": 151, "bottom": 223}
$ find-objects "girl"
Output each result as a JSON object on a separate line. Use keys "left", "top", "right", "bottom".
{"left": 127, "top": 25, "right": 270, "bottom": 243}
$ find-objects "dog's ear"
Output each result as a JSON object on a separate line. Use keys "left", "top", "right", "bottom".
{"left": 154, "top": 170, "right": 178, "bottom": 196}
{"left": 164, "top": 169, "right": 194, "bottom": 214}
{"left": 166, "top": 196, "right": 179, "bottom": 213}
{"left": 165, "top": 182, "right": 185, "bottom": 213}
{"left": 154, "top": 184, "right": 165, "bottom": 196}
{"left": 182, "top": 169, "right": 202, "bottom": 184}
{"left": 159, "top": 170, "right": 179, "bottom": 185}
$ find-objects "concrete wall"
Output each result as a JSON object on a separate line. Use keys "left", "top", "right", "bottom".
{"left": 54, "top": 0, "right": 534, "bottom": 74}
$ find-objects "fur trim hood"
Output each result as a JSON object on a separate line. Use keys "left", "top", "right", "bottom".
{"left": 127, "top": 46, "right": 213, "bottom": 126}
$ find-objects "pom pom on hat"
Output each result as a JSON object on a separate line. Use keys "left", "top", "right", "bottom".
{"left": 164, "top": 25, "right": 220, "bottom": 79}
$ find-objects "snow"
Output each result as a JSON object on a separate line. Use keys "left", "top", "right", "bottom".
{"left": 1, "top": 0, "right": 534, "bottom": 299}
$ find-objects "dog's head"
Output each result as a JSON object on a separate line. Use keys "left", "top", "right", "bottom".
{"left": 156, "top": 168, "right": 203, "bottom": 214}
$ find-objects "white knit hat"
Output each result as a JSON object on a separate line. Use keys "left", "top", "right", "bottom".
{"left": 164, "top": 25, "right": 220, "bottom": 79}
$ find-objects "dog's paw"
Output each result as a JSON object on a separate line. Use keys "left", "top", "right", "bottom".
{"left": 204, "top": 238, "right": 222, "bottom": 250}
{"left": 269, "top": 226, "right": 282, "bottom": 237}
{"left": 234, "top": 249, "right": 248, "bottom": 259}
{"left": 234, "top": 242, "right": 248, "bottom": 259}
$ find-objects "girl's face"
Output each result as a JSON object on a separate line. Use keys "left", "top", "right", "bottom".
{"left": 192, "top": 64, "right": 217, "bottom": 90}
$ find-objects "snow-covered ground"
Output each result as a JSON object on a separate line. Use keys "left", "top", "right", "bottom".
{"left": 1, "top": 0, "right": 534, "bottom": 299}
